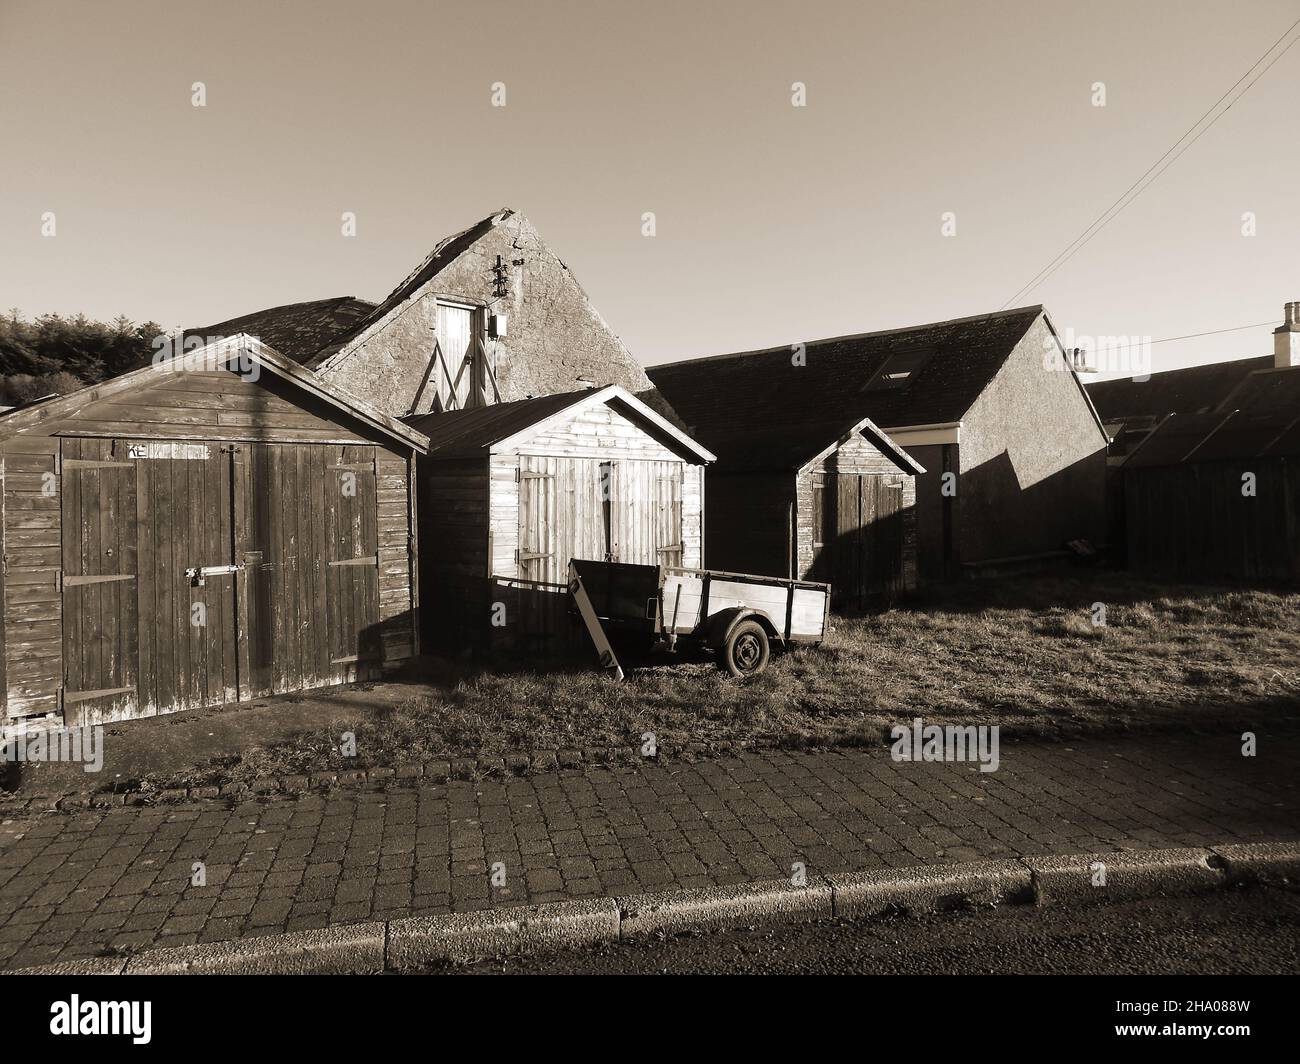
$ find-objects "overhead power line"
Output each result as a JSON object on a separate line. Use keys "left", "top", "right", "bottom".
{"left": 1082, "top": 319, "right": 1282, "bottom": 354}
{"left": 1002, "top": 16, "right": 1300, "bottom": 309}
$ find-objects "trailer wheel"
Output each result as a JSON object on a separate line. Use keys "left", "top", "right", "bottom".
{"left": 722, "top": 620, "right": 770, "bottom": 677}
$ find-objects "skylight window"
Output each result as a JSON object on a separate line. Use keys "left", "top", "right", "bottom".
{"left": 863, "top": 350, "right": 931, "bottom": 392}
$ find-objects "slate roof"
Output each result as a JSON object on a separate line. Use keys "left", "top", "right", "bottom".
{"left": 190, "top": 296, "right": 376, "bottom": 365}
{"left": 1126, "top": 366, "right": 1300, "bottom": 467}
{"left": 1086, "top": 355, "right": 1272, "bottom": 423}
{"left": 645, "top": 306, "right": 1044, "bottom": 470}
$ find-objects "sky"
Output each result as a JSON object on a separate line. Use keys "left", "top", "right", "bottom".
{"left": 1, "top": 0, "right": 1297, "bottom": 379}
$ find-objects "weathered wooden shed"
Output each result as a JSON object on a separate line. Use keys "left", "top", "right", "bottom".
{"left": 1123, "top": 366, "right": 1300, "bottom": 583}
{"left": 406, "top": 385, "right": 714, "bottom": 650}
{"left": 682, "top": 414, "right": 923, "bottom": 606}
{"left": 0, "top": 334, "right": 428, "bottom": 733}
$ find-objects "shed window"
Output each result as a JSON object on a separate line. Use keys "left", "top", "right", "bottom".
{"left": 863, "top": 350, "right": 931, "bottom": 392}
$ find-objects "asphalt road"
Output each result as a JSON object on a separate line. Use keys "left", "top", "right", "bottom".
{"left": 442, "top": 885, "right": 1300, "bottom": 975}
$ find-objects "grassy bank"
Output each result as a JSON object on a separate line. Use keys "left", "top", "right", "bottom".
{"left": 21, "top": 572, "right": 1300, "bottom": 799}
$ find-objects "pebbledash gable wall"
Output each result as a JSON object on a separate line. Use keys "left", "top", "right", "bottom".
{"left": 313, "top": 209, "right": 654, "bottom": 416}
{"left": 956, "top": 314, "right": 1108, "bottom": 566}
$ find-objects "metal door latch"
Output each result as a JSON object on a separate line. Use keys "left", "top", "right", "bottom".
{"left": 186, "top": 563, "right": 245, "bottom": 586}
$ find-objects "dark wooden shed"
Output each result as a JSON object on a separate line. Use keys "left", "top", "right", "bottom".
{"left": 688, "top": 414, "right": 923, "bottom": 606}
{"left": 0, "top": 335, "right": 428, "bottom": 733}
{"left": 406, "top": 385, "right": 714, "bottom": 651}
{"left": 1123, "top": 366, "right": 1300, "bottom": 583}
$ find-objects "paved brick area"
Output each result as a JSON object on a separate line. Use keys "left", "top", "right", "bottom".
{"left": 1, "top": 731, "right": 1297, "bottom": 969}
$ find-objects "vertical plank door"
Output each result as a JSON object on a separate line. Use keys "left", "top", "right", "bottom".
{"left": 326, "top": 445, "right": 381, "bottom": 681}
{"left": 834, "top": 472, "right": 867, "bottom": 607}
{"left": 517, "top": 457, "right": 556, "bottom": 581}
{"left": 871, "top": 478, "right": 905, "bottom": 600}
{"left": 60, "top": 438, "right": 138, "bottom": 725}
{"left": 652, "top": 463, "right": 684, "bottom": 567}
{"left": 132, "top": 440, "right": 238, "bottom": 714}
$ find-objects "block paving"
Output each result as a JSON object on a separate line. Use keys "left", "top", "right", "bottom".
{"left": 1, "top": 731, "right": 1296, "bottom": 969}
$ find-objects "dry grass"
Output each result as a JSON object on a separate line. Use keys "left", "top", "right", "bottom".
{"left": 120, "top": 572, "right": 1300, "bottom": 793}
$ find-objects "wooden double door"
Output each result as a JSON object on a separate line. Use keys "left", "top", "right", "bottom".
{"left": 517, "top": 456, "right": 684, "bottom": 584}
{"left": 60, "top": 438, "right": 381, "bottom": 723}
{"left": 812, "top": 472, "right": 905, "bottom": 606}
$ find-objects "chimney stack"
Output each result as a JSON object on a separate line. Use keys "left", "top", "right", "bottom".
{"left": 1275, "top": 302, "right": 1300, "bottom": 369}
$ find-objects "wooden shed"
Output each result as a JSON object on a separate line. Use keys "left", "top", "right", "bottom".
{"left": 691, "top": 414, "right": 923, "bottom": 606}
{"left": 1122, "top": 367, "right": 1300, "bottom": 583}
{"left": 406, "top": 386, "right": 714, "bottom": 650}
{"left": 0, "top": 334, "right": 428, "bottom": 733}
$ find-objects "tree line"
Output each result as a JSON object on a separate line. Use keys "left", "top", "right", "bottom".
{"left": 0, "top": 309, "right": 163, "bottom": 407}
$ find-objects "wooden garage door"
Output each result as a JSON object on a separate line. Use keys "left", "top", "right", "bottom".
{"left": 62, "top": 438, "right": 383, "bottom": 722}
{"left": 517, "top": 457, "right": 685, "bottom": 579}
{"left": 60, "top": 439, "right": 140, "bottom": 723}
{"left": 234, "top": 443, "right": 381, "bottom": 697}
{"left": 817, "top": 472, "right": 905, "bottom": 607}
{"left": 132, "top": 439, "right": 239, "bottom": 716}
{"left": 614, "top": 460, "right": 683, "bottom": 567}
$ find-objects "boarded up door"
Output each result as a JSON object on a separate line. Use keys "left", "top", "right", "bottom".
{"left": 60, "top": 439, "right": 139, "bottom": 723}
{"left": 436, "top": 302, "right": 475, "bottom": 411}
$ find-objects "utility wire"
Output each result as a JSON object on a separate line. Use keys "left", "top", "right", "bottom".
{"left": 1086, "top": 320, "right": 1282, "bottom": 354}
{"left": 1002, "top": 16, "right": 1300, "bottom": 309}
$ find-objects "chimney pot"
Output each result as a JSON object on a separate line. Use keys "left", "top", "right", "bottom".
{"left": 1275, "top": 303, "right": 1300, "bottom": 368}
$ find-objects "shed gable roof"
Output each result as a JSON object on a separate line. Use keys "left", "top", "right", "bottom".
{"left": 0, "top": 334, "right": 429, "bottom": 452}
{"left": 404, "top": 385, "right": 714, "bottom": 463}
{"left": 646, "top": 306, "right": 1043, "bottom": 468}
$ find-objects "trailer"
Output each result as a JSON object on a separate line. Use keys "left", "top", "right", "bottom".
{"left": 567, "top": 559, "right": 830, "bottom": 678}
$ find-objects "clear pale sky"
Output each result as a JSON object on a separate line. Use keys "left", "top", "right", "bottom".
{"left": 1, "top": 0, "right": 1297, "bottom": 379}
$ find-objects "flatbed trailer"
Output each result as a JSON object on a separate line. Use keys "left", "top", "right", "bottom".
{"left": 567, "top": 559, "right": 831, "bottom": 678}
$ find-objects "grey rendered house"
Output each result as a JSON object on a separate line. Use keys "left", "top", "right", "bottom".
{"left": 648, "top": 306, "right": 1110, "bottom": 582}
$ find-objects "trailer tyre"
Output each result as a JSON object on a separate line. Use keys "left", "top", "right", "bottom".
{"left": 722, "top": 620, "right": 770, "bottom": 677}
